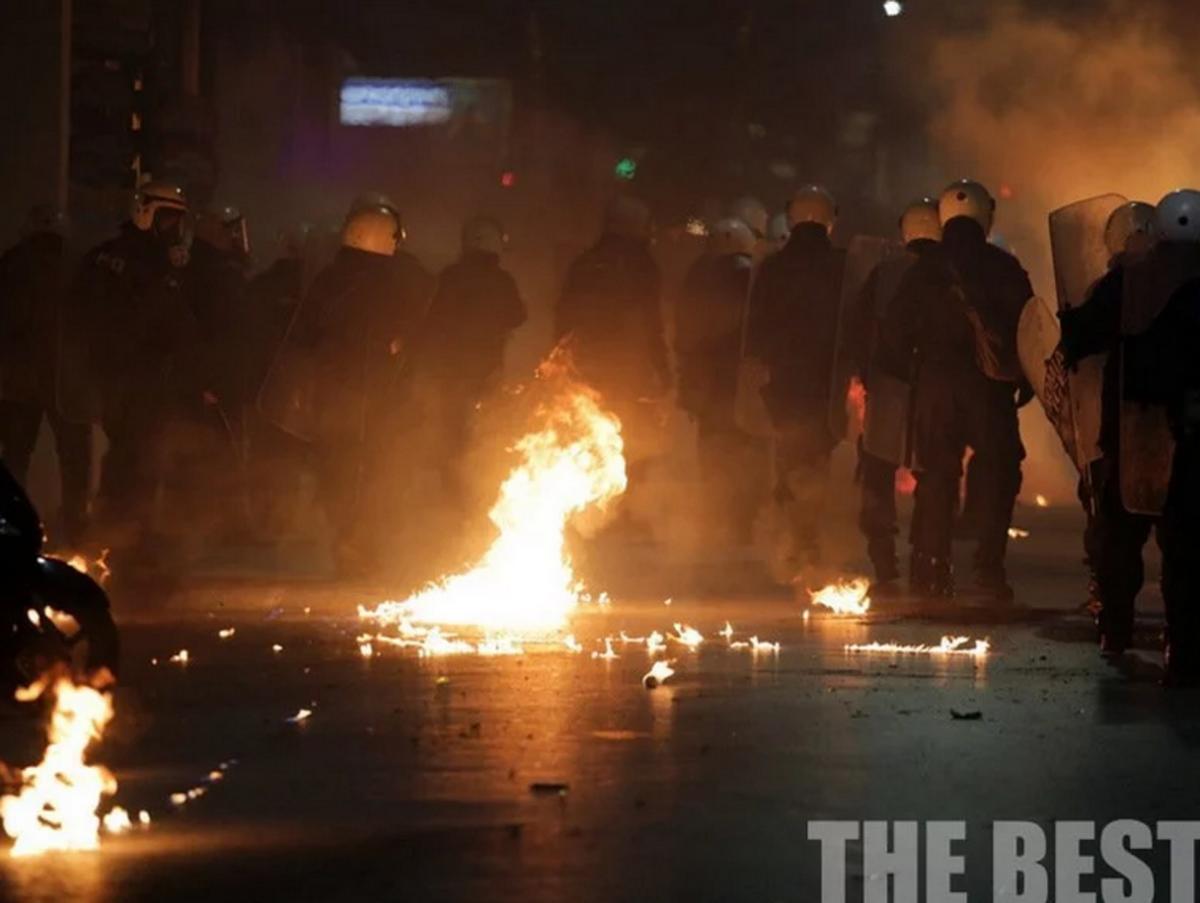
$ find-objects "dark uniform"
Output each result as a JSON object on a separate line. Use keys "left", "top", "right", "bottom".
{"left": 1122, "top": 275, "right": 1200, "bottom": 683}
{"left": 556, "top": 232, "right": 670, "bottom": 475}
{"left": 0, "top": 230, "right": 92, "bottom": 543}
{"left": 74, "top": 223, "right": 207, "bottom": 541}
{"left": 745, "top": 222, "right": 845, "bottom": 571}
{"left": 1066, "top": 240, "right": 1200, "bottom": 656}
{"left": 292, "top": 245, "right": 425, "bottom": 573}
{"left": 416, "top": 248, "right": 526, "bottom": 503}
{"left": 675, "top": 248, "right": 758, "bottom": 542}
{"left": 886, "top": 217, "right": 1031, "bottom": 598}
{"left": 847, "top": 237, "right": 938, "bottom": 584}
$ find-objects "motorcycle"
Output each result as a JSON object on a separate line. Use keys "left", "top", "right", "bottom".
{"left": 0, "top": 463, "right": 119, "bottom": 698}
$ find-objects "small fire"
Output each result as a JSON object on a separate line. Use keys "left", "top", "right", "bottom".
{"left": 1035, "top": 494, "right": 1049, "bottom": 508}
{"left": 646, "top": 630, "right": 666, "bottom": 654}
{"left": 809, "top": 578, "right": 872, "bottom": 616}
{"left": 563, "top": 634, "right": 583, "bottom": 653}
{"left": 844, "top": 636, "right": 990, "bottom": 658}
{"left": 718, "top": 622, "right": 734, "bottom": 641}
{"left": 0, "top": 677, "right": 119, "bottom": 856}
{"left": 63, "top": 549, "right": 111, "bottom": 585}
{"left": 1007, "top": 527, "right": 1030, "bottom": 539}
{"left": 168, "top": 649, "right": 189, "bottom": 665}
{"left": 217, "top": 628, "right": 236, "bottom": 640}
{"left": 286, "top": 708, "right": 313, "bottom": 724}
{"left": 592, "top": 638, "right": 619, "bottom": 661}
{"left": 671, "top": 623, "right": 704, "bottom": 649}
{"left": 895, "top": 468, "right": 917, "bottom": 496}
{"left": 360, "top": 356, "right": 626, "bottom": 640}
{"left": 642, "top": 660, "right": 675, "bottom": 688}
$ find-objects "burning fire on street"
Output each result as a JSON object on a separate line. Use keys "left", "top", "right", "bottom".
{"left": 808, "top": 578, "right": 872, "bottom": 617}
{"left": 844, "top": 636, "right": 991, "bottom": 659}
{"left": 359, "top": 354, "right": 626, "bottom": 651}
{"left": 0, "top": 676, "right": 137, "bottom": 856}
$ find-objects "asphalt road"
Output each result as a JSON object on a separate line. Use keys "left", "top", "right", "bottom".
{"left": 1, "top": 504, "right": 1195, "bottom": 902}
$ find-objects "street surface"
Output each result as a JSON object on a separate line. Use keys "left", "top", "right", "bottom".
{"left": 1, "top": 502, "right": 1195, "bottom": 902}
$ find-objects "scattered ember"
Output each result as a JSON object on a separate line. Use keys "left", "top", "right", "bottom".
{"left": 563, "top": 634, "right": 583, "bottom": 653}
{"left": 1035, "top": 494, "right": 1049, "bottom": 508}
{"left": 592, "top": 638, "right": 619, "bottom": 660}
{"left": 671, "top": 623, "right": 704, "bottom": 649}
{"left": 718, "top": 622, "right": 734, "bottom": 641}
{"left": 168, "top": 649, "right": 190, "bottom": 665}
{"left": 1007, "top": 527, "right": 1030, "bottom": 539}
{"left": 642, "top": 660, "right": 676, "bottom": 688}
{"left": 286, "top": 708, "right": 313, "bottom": 723}
{"left": 217, "top": 628, "right": 236, "bottom": 640}
{"left": 646, "top": 631, "right": 666, "bottom": 654}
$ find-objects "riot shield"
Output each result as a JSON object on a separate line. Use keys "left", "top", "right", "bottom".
{"left": 1017, "top": 295, "right": 1078, "bottom": 465}
{"left": 256, "top": 308, "right": 320, "bottom": 443}
{"left": 1048, "top": 194, "right": 1126, "bottom": 474}
{"left": 1118, "top": 252, "right": 1196, "bottom": 515}
{"left": 829, "top": 235, "right": 901, "bottom": 442}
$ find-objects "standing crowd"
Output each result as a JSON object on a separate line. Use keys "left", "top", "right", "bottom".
{"left": 1, "top": 176, "right": 1197, "bottom": 682}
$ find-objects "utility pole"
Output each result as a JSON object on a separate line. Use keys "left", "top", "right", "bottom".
{"left": 58, "top": 0, "right": 72, "bottom": 211}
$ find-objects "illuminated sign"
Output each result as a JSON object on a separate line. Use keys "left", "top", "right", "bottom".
{"left": 340, "top": 79, "right": 454, "bottom": 127}
{"left": 339, "top": 77, "right": 512, "bottom": 131}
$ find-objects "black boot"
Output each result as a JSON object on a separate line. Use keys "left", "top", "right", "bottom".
{"left": 909, "top": 551, "right": 954, "bottom": 599}
{"left": 1096, "top": 596, "right": 1134, "bottom": 658}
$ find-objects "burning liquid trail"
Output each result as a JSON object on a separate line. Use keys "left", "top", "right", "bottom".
{"left": 361, "top": 357, "right": 626, "bottom": 638}
{"left": 844, "top": 636, "right": 990, "bottom": 658}
{"left": 1, "top": 677, "right": 119, "bottom": 856}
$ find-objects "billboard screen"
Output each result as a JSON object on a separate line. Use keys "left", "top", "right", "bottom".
{"left": 339, "top": 77, "right": 511, "bottom": 131}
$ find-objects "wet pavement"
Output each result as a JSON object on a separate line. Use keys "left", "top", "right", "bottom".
{"left": 1, "top": 505, "right": 1197, "bottom": 902}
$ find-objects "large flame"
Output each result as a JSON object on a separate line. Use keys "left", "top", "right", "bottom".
{"left": 361, "top": 358, "right": 626, "bottom": 637}
{"left": 1, "top": 677, "right": 118, "bottom": 856}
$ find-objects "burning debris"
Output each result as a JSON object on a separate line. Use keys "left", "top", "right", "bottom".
{"left": 1007, "top": 527, "right": 1031, "bottom": 539}
{"left": 808, "top": 578, "right": 872, "bottom": 616}
{"left": 168, "top": 761, "right": 236, "bottom": 811}
{"left": 592, "top": 638, "right": 619, "bottom": 660}
{"left": 0, "top": 677, "right": 125, "bottom": 856}
{"left": 168, "top": 649, "right": 190, "bottom": 665}
{"left": 642, "top": 660, "right": 676, "bottom": 688}
{"left": 286, "top": 708, "right": 313, "bottom": 724}
{"left": 359, "top": 357, "right": 626, "bottom": 645}
{"left": 671, "top": 623, "right": 704, "bottom": 649}
{"left": 1035, "top": 494, "right": 1050, "bottom": 508}
{"left": 844, "top": 636, "right": 991, "bottom": 659}
{"left": 217, "top": 628, "right": 236, "bottom": 640}
{"left": 563, "top": 634, "right": 583, "bottom": 653}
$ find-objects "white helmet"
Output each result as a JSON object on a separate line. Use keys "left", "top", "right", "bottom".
{"left": 348, "top": 192, "right": 406, "bottom": 244}
{"left": 729, "top": 196, "right": 768, "bottom": 239}
{"left": 604, "top": 195, "right": 652, "bottom": 241}
{"left": 786, "top": 185, "right": 836, "bottom": 233}
{"left": 341, "top": 205, "right": 399, "bottom": 256}
{"left": 899, "top": 198, "right": 941, "bottom": 244}
{"left": 707, "top": 217, "right": 756, "bottom": 257}
{"left": 937, "top": 179, "right": 995, "bottom": 233}
{"left": 131, "top": 180, "right": 189, "bottom": 234}
{"left": 1103, "top": 201, "right": 1156, "bottom": 257}
{"left": 462, "top": 216, "right": 507, "bottom": 255}
{"left": 1153, "top": 190, "right": 1200, "bottom": 243}
{"left": 767, "top": 212, "right": 790, "bottom": 247}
